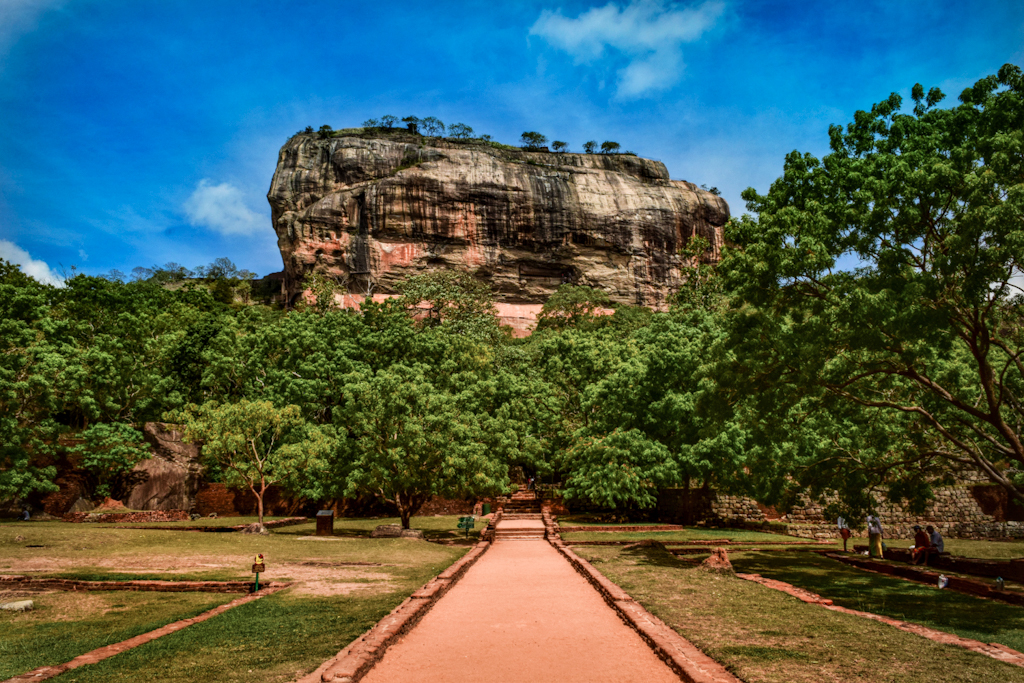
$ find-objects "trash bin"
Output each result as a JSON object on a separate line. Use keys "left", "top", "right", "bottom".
{"left": 482, "top": 503, "right": 491, "bottom": 516}
{"left": 316, "top": 510, "right": 334, "bottom": 536}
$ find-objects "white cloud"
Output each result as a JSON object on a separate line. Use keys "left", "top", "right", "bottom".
{"left": 183, "top": 179, "right": 263, "bottom": 236}
{"left": 0, "top": 239, "right": 64, "bottom": 286}
{"left": 78, "top": 249, "right": 88, "bottom": 261}
{"left": 530, "top": 0, "right": 724, "bottom": 98}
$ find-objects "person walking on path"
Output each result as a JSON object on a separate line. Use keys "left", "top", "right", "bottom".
{"left": 867, "top": 514, "right": 884, "bottom": 558}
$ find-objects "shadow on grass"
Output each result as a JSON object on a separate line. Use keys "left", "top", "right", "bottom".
{"left": 731, "top": 551, "right": 1024, "bottom": 653}
{"left": 619, "top": 543, "right": 692, "bottom": 568}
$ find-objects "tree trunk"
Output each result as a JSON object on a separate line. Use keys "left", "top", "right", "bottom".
{"left": 257, "top": 479, "right": 266, "bottom": 528}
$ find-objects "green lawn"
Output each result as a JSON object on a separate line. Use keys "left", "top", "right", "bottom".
{"left": 730, "top": 551, "right": 1024, "bottom": 653}
{"left": 0, "top": 518, "right": 470, "bottom": 682}
{"left": 560, "top": 526, "right": 834, "bottom": 545}
{"left": 575, "top": 544, "right": 1024, "bottom": 683}
{"left": 936, "top": 538, "right": 1024, "bottom": 560}
{"left": 0, "top": 591, "right": 231, "bottom": 680}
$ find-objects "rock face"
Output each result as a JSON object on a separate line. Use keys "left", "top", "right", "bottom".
{"left": 268, "top": 132, "right": 729, "bottom": 308}
{"left": 126, "top": 423, "right": 203, "bottom": 512}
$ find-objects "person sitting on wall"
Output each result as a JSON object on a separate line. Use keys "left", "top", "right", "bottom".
{"left": 911, "top": 525, "right": 932, "bottom": 565}
{"left": 927, "top": 525, "right": 944, "bottom": 558}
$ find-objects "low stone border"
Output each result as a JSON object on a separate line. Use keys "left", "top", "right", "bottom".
{"left": 826, "top": 552, "right": 1024, "bottom": 607}
{"left": 0, "top": 575, "right": 280, "bottom": 593}
{"left": 567, "top": 539, "right": 833, "bottom": 547}
{"left": 2, "top": 583, "right": 290, "bottom": 683}
{"left": 557, "top": 524, "right": 684, "bottom": 534}
{"left": 736, "top": 572, "right": 1024, "bottom": 668}
{"left": 296, "top": 539, "right": 494, "bottom": 683}
{"left": 546, "top": 512, "right": 741, "bottom": 683}
{"left": 109, "top": 516, "right": 310, "bottom": 532}
{"left": 62, "top": 510, "right": 190, "bottom": 523}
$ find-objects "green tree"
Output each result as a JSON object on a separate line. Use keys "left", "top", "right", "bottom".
{"left": 0, "top": 260, "right": 59, "bottom": 501}
{"left": 176, "top": 400, "right": 334, "bottom": 527}
{"left": 396, "top": 270, "right": 501, "bottom": 341}
{"left": 401, "top": 115, "right": 420, "bottom": 132}
{"left": 600, "top": 141, "right": 620, "bottom": 154}
{"left": 583, "top": 140, "right": 597, "bottom": 154}
{"left": 297, "top": 271, "right": 345, "bottom": 316}
{"left": 380, "top": 114, "right": 398, "bottom": 129}
{"left": 723, "top": 64, "right": 1024, "bottom": 507}
{"left": 536, "top": 284, "right": 613, "bottom": 332}
{"left": 420, "top": 117, "right": 445, "bottom": 137}
{"left": 318, "top": 125, "right": 334, "bottom": 139}
{"left": 363, "top": 118, "right": 381, "bottom": 129}
{"left": 448, "top": 123, "right": 474, "bottom": 139}
{"left": 67, "top": 423, "right": 151, "bottom": 500}
{"left": 337, "top": 365, "right": 507, "bottom": 528}
{"left": 520, "top": 131, "right": 547, "bottom": 149}
{"left": 551, "top": 141, "right": 568, "bottom": 152}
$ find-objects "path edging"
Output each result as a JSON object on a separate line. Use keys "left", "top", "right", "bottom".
{"left": 544, "top": 512, "right": 741, "bottom": 683}
{"left": 0, "top": 575, "right": 279, "bottom": 593}
{"left": 297, "top": 536, "right": 496, "bottom": 683}
{"left": 3, "top": 584, "right": 290, "bottom": 683}
{"left": 827, "top": 552, "right": 1024, "bottom": 606}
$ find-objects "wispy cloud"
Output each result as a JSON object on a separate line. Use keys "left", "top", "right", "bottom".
{"left": 530, "top": 0, "right": 724, "bottom": 99}
{"left": 183, "top": 179, "right": 263, "bottom": 236}
{"left": 0, "top": 239, "right": 64, "bottom": 286}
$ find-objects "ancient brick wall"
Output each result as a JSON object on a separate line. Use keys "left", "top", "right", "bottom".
{"left": 665, "top": 484, "right": 1024, "bottom": 540}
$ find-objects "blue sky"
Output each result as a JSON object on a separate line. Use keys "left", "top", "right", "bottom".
{"left": 1, "top": 0, "right": 1021, "bottom": 284}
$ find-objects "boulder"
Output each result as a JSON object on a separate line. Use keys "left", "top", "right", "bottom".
{"left": 127, "top": 423, "right": 204, "bottom": 511}
{"left": 371, "top": 524, "right": 404, "bottom": 538}
{"left": 240, "top": 523, "right": 268, "bottom": 535}
{"left": 0, "top": 600, "right": 34, "bottom": 612}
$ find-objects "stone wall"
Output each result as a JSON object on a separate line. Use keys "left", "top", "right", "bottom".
{"left": 658, "top": 484, "right": 1024, "bottom": 540}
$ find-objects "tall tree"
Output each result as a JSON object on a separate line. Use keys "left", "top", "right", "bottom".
{"left": 724, "top": 64, "right": 1024, "bottom": 507}
{"left": 176, "top": 400, "right": 334, "bottom": 528}
{"left": 337, "top": 365, "right": 507, "bottom": 528}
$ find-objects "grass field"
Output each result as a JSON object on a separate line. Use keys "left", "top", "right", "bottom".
{"left": 0, "top": 517, "right": 472, "bottom": 682}
{"left": 730, "top": 551, "right": 1024, "bottom": 653}
{"left": 560, "top": 526, "right": 837, "bottom": 546}
{"left": 0, "top": 590, "right": 232, "bottom": 679}
{"left": 575, "top": 544, "right": 1024, "bottom": 683}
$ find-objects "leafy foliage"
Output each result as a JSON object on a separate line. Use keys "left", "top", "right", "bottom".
{"left": 175, "top": 400, "right": 334, "bottom": 526}
{"left": 722, "top": 63, "right": 1024, "bottom": 511}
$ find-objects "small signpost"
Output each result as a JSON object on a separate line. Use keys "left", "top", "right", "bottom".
{"left": 457, "top": 516, "right": 475, "bottom": 538}
{"left": 252, "top": 553, "right": 266, "bottom": 592}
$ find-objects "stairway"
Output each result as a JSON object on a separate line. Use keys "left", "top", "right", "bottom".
{"left": 494, "top": 490, "right": 546, "bottom": 540}
{"left": 501, "top": 489, "right": 542, "bottom": 519}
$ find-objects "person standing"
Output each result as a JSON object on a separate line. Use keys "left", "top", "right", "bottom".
{"left": 927, "top": 525, "right": 944, "bottom": 553}
{"left": 867, "top": 514, "right": 884, "bottom": 558}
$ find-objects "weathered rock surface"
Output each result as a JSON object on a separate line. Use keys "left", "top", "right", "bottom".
{"left": 268, "top": 132, "right": 729, "bottom": 308}
{"left": 127, "top": 423, "right": 203, "bottom": 511}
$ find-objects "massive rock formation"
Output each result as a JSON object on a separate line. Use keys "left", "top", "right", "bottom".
{"left": 268, "top": 131, "right": 729, "bottom": 309}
